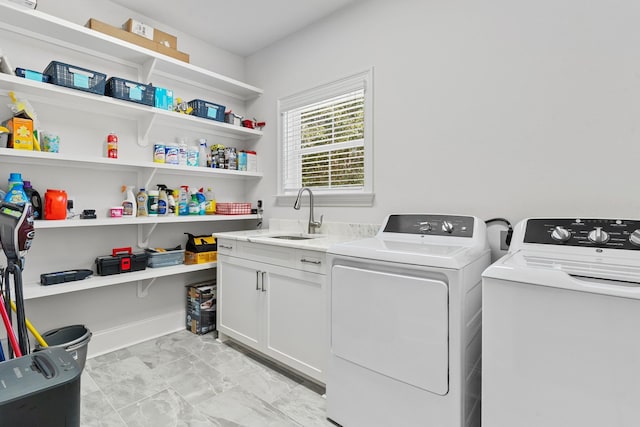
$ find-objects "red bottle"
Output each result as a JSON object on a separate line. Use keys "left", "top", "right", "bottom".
{"left": 107, "top": 133, "right": 118, "bottom": 159}
{"left": 45, "top": 189, "right": 68, "bottom": 220}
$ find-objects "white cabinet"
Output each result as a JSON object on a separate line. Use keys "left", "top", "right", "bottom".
{"left": 217, "top": 239, "right": 327, "bottom": 383}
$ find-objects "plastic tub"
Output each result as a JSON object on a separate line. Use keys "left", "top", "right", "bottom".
{"left": 35, "top": 325, "right": 92, "bottom": 371}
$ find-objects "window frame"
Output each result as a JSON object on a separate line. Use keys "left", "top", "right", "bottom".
{"left": 276, "top": 68, "right": 374, "bottom": 207}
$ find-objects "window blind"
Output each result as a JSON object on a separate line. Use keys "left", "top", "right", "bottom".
{"left": 281, "top": 88, "right": 365, "bottom": 192}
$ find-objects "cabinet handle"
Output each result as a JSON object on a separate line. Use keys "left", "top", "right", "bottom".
{"left": 256, "top": 271, "right": 260, "bottom": 290}
{"left": 261, "top": 271, "right": 266, "bottom": 292}
{"left": 301, "top": 258, "right": 322, "bottom": 265}
{"left": 219, "top": 244, "right": 233, "bottom": 250}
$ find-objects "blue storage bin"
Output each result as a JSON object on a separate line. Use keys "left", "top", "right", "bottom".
{"left": 188, "top": 99, "right": 226, "bottom": 122}
{"left": 43, "top": 61, "right": 106, "bottom": 95}
{"left": 15, "top": 68, "right": 50, "bottom": 83}
{"left": 105, "top": 77, "right": 154, "bottom": 106}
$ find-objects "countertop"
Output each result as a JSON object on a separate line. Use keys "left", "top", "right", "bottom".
{"left": 213, "top": 228, "right": 360, "bottom": 251}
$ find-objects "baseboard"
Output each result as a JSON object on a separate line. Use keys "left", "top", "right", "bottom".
{"left": 86, "top": 310, "right": 184, "bottom": 358}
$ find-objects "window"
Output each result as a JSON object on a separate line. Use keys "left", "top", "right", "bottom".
{"left": 277, "top": 69, "right": 373, "bottom": 206}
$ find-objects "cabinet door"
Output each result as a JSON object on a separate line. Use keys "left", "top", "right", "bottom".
{"left": 217, "top": 255, "right": 263, "bottom": 348}
{"left": 263, "top": 264, "right": 327, "bottom": 382}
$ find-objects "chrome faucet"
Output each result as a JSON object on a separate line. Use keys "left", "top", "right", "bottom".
{"left": 294, "top": 187, "right": 323, "bottom": 234}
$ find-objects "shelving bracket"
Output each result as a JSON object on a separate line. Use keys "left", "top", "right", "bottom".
{"left": 142, "top": 168, "right": 158, "bottom": 190}
{"left": 140, "top": 58, "right": 158, "bottom": 83}
{"left": 137, "top": 278, "right": 157, "bottom": 298}
{"left": 138, "top": 114, "right": 155, "bottom": 147}
{"left": 137, "top": 222, "right": 159, "bottom": 248}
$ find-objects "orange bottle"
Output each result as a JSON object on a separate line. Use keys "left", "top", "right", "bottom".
{"left": 44, "top": 189, "right": 68, "bottom": 220}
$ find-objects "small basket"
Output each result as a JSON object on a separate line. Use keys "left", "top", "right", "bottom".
{"left": 145, "top": 247, "right": 185, "bottom": 268}
{"left": 105, "top": 77, "right": 155, "bottom": 106}
{"left": 188, "top": 99, "right": 226, "bottom": 122}
{"left": 44, "top": 61, "right": 106, "bottom": 95}
{"left": 15, "top": 68, "right": 50, "bottom": 83}
{"left": 216, "top": 202, "right": 251, "bottom": 215}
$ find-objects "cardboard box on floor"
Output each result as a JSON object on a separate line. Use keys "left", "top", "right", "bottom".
{"left": 123, "top": 18, "right": 178, "bottom": 50}
{"left": 86, "top": 18, "right": 189, "bottom": 63}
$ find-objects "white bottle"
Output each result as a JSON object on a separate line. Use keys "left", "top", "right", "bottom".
{"left": 157, "top": 186, "right": 168, "bottom": 216}
{"left": 187, "top": 145, "right": 199, "bottom": 167}
{"left": 198, "top": 138, "right": 208, "bottom": 167}
{"left": 177, "top": 138, "right": 188, "bottom": 166}
{"left": 122, "top": 185, "right": 137, "bottom": 217}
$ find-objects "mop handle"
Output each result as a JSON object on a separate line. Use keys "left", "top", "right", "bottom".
{"left": 9, "top": 300, "right": 47, "bottom": 348}
{"left": 0, "top": 295, "right": 22, "bottom": 358}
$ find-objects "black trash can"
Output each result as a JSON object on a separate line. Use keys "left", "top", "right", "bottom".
{"left": 35, "top": 324, "right": 92, "bottom": 371}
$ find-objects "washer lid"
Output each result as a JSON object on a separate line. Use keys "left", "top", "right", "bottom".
{"left": 328, "top": 237, "right": 484, "bottom": 269}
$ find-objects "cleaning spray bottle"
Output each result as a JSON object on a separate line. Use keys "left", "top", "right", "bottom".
{"left": 122, "top": 185, "right": 137, "bottom": 217}
{"left": 170, "top": 189, "right": 179, "bottom": 216}
{"left": 196, "top": 188, "right": 206, "bottom": 215}
{"left": 136, "top": 188, "right": 148, "bottom": 217}
{"left": 178, "top": 186, "right": 189, "bottom": 216}
{"left": 189, "top": 190, "right": 200, "bottom": 215}
{"left": 157, "top": 185, "right": 168, "bottom": 216}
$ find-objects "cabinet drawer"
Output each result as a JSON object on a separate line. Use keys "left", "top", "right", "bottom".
{"left": 239, "top": 241, "right": 296, "bottom": 267}
{"left": 217, "top": 238, "right": 236, "bottom": 255}
{"left": 296, "top": 249, "right": 326, "bottom": 274}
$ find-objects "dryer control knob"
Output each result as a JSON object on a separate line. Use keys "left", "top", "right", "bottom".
{"left": 588, "top": 227, "right": 610, "bottom": 244}
{"left": 442, "top": 221, "right": 454, "bottom": 234}
{"left": 419, "top": 221, "right": 432, "bottom": 232}
{"left": 551, "top": 226, "right": 571, "bottom": 242}
{"left": 629, "top": 230, "right": 640, "bottom": 246}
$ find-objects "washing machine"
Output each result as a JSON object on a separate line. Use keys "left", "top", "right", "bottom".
{"left": 326, "top": 214, "right": 490, "bottom": 427}
{"left": 482, "top": 218, "right": 640, "bottom": 427}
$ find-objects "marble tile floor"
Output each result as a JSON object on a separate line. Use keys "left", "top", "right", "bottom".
{"left": 81, "top": 330, "right": 334, "bottom": 426}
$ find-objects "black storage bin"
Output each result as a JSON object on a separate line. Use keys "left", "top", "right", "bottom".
{"left": 105, "top": 77, "right": 155, "bottom": 106}
{"left": 188, "top": 99, "right": 226, "bottom": 122}
{"left": 95, "top": 247, "right": 148, "bottom": 276}
{"left": 44, "top": 60, "right": 106, "bottom": 95}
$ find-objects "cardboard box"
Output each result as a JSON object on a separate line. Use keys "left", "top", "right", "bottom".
{"left": 86, "top": 19, "right": 189, "bottom": 63}
{"left": 2, "top": 116, "right": 33, "bottom": 150}
{"left": 123, "top": 18, "right": 178, "bottom": 49}
{"left": 185, "top": 250, "right": 217, "bottom": 265}
{"left": 186, "top": 282, "right": 216, "bottom": 335}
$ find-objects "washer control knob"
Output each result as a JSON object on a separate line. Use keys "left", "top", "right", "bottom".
{"left": 588, "top": 227, "right": 610, "bottom": 244}
{"left": 419, "top": 221, "right": 432, "bottom": 232}
{"left": 629, "top": 230, "right": 640, "bottom": 247}
{"left": 551, "top": 226, "right": 571, "bottom": 242}
{"left": 442, "top": 221, "right": 454, "bottom": 234}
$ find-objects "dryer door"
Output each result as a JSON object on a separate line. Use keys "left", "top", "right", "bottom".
{"left": 331, "top": 264, "right": 449, "bottom": 395}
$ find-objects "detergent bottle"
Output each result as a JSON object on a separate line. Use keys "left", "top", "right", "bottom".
{"left": 136, "top": 188, "right": 148, "bottom": 216}
{"left": 157, "top": 185, "right": 168, "bottom": 216}
{"left": 23, "top": 180, "right": 43, "bottom": 219}
{"left": 205, "top": 187, "right": 216, "bottom": 215}
{"left": 167, "top": 188, "right": 176, "bottom": 216}
{"left": 122, "top": 185, "right": 137, "bottom": 217}
{"left": 5, "top": 172, "right": 29, "bottom": 205}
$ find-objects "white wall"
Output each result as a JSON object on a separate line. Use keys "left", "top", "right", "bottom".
{"left": 246, "top": 0, "right": 640, "bottom": 233}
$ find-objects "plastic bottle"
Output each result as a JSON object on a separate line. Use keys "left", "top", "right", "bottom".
{"left": 136, "top": 188, "right": 148, "bottom": 217}
{"left": 157, "top": 185, "right": 168, "bottom": 216}
{"left": 196, "top": 190, "right": 206, "bottom": 215}
{"left": 122, "top": 185, "right": 137, "bottom": 217}
{"left": 44, "top": 189, "right": 67, "bottom": 220}
{"left": 178, "top": 186, "right": 189, "bottom": 215}
{"left": 198, "top": 139, "right": 208, "bottom": 167}
{"left": 178, "top": 138, "right": 188, "bottom": 166}
{"left": 5, "top": 173, "right": 29, "bottom": 205}
{"left": 187, "top": 145, "right": 199, "bottom": 167}
{"left": 204, "top": 187, "right": 216, "bottom": 215}
{"left": 23, "top": 180, "right": 42, "bottom": 219}
{"left": 188, "top": 190, "right": 200, "bottom": 215}
{"left": 147, "top": 190, "right": 159, "bottom": 216}
{"left": 167, "top": 188, "right": 177, "bottom": 216}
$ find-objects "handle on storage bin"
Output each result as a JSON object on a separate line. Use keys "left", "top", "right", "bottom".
{"left": 112, "top": 247, "right": 132, "bottom": 256}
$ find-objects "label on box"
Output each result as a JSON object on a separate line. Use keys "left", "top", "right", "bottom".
{"left": 207, "top": 105, "right": 220, "bottom": 119}
{"left": 129, "top": 85, "right": 143, "bottom": 101}
{"left": 73, "top": 74, "right": 89, "bottom": 89}
{"left": 25, "top": 70, "right": 41, "bottom": 81}
{"left": 130, "top": 20, "right": 154, "bottom": 40}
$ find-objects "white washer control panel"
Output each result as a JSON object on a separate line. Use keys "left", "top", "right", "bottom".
{"left": 524, "top": 218, "right": 640, "bottom": 250}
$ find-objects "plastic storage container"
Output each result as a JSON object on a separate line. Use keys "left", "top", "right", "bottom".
{"left": 35, "top": 325, "right": 92, "bottom": 371}
{"left": 44, "top": 189, "right": 67, "bottom": 220}
{"left": 43, "top": 61, "right": 106, "bottom": 95}
{"left": 215, "top": 202, "right": 252, "bottom": 215}
{"left": 105, "top": 77, "right": 155, "bottom": 106}
{"left": 15, "top": 67, "right": 50, "bottom": 82}
{"left": 188, "top": 99, "right": 226, "bottom": 122}
{"left": 145, "top": 247, "right": 185, "bottom": 268}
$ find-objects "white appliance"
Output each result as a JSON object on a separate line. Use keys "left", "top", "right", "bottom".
{"left": 327, "top": 214, "right": 490, "bottom": 427}
{"left": 482, "top": 218, "right": 640, "bottom": 427}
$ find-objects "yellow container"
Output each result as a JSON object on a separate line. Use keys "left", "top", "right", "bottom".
{"left": 4, "top": 116, "right": 33, "bottom": 150}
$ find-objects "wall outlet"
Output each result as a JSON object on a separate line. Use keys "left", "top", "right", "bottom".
{"left": 500, "top": 230, "right": 510, "bottom": 251}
